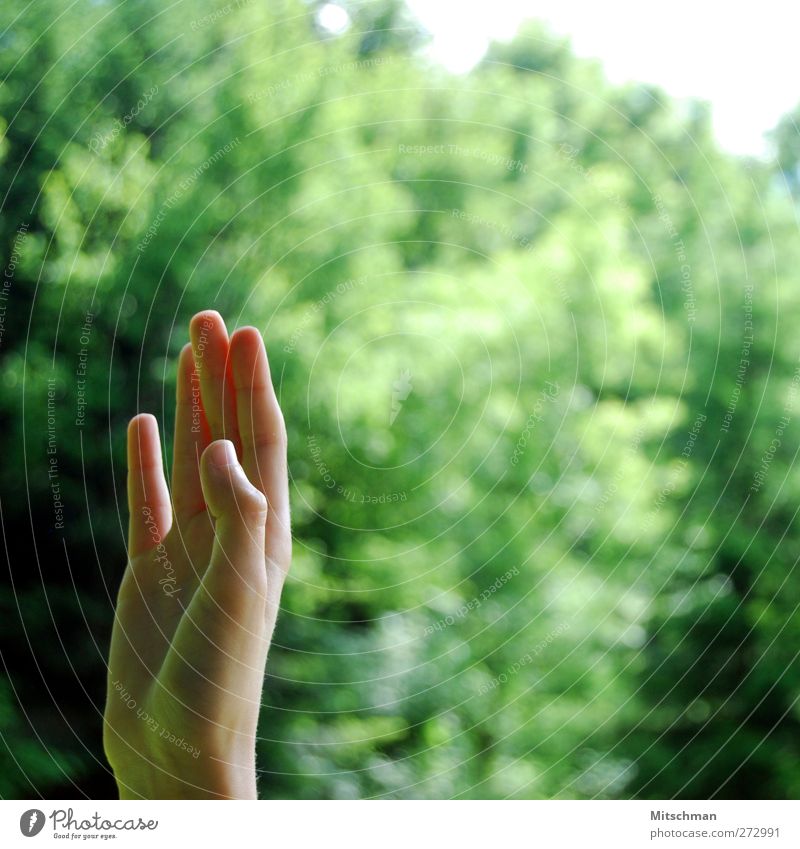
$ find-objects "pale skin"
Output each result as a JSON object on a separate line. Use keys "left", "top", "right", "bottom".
{"left": 103, "top": 311, "right": 291, "bottom": 799}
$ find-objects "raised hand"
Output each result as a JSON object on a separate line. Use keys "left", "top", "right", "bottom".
{"left": 103, "top": 311, "right": 290, "bottom": 799}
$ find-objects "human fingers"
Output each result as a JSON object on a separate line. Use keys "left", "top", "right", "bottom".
{"left": 189, "top": 310, "right": 241, "bottom": 456}
{"left": 171, "top": 342, "right": 212, "bottom": 521}
{"left": 127, "top": 414, "right": 171, "bottom": 559}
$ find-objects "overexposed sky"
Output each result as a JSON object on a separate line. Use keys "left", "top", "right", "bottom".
{"left": 402, "top": 0, "right": 798, "bottom": 157}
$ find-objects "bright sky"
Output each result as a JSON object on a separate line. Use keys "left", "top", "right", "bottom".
{"left": 401, "top": 0, "right": 799, "bottom": 158}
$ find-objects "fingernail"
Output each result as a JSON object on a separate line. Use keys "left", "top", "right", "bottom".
{"left": 209, "top": 440, "right": 237, "bottom": 468}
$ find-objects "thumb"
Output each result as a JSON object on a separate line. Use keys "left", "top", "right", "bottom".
{"left": 161, "top": 440, "right": 268, "bottom": 703}
{"left": 201, "top": 439, "right": 268, "bottom": 529}
{"left": 199, "top": 439, "right": 268, "bottom": 599}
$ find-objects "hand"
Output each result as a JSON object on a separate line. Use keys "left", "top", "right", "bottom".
{"left": 103, "top": 311, "right": 291, "bottom": 799}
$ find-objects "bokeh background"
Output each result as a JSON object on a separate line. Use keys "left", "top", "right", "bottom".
{"left": 2, "top": 0, "right": 800, "bottom": 799}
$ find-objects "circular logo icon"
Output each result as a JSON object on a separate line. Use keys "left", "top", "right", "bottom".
{"left": 19, "top": 809, "right": 46, "bottom": 837}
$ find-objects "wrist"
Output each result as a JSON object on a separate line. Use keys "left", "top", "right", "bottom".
{"left": 111, "top": 744, "right": 257, "bottom": 800}
{"left": 115, "top": 765, "right": 257, "bottom": 800}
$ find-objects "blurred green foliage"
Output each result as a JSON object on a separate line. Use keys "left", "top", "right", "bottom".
{"left": 1, "top": 0, "right": 799, "bottom": 799}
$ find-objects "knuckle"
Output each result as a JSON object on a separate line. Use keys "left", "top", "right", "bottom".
{"left": 239, "top": 488, "right": 268, "bottom": 522}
